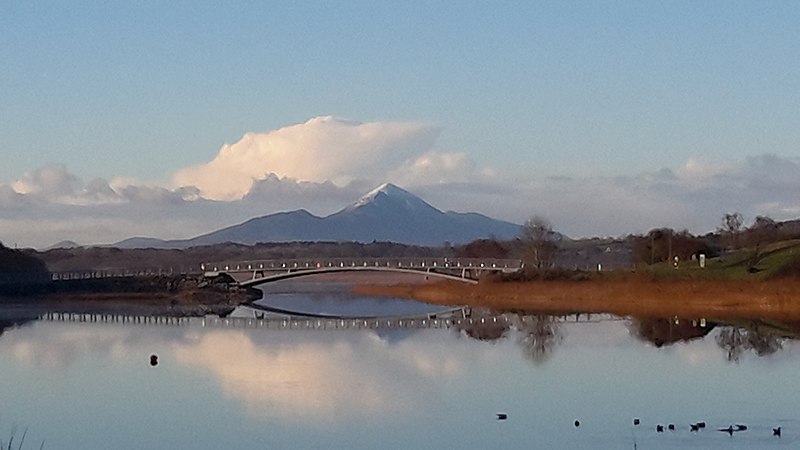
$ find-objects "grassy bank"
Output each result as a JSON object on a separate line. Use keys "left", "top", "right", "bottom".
{"left": 355, "top": 243, "right": 800, "bottom": 320}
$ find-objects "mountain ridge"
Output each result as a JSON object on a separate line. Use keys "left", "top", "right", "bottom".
{"left": 112, "top": 183, "right": 522, "bottom": 249}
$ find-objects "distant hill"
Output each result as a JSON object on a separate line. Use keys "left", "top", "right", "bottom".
{"left": 42, "top": 240, "right": 81, "bottom": 251}
{"left": 113, "top": 183, "right": 522, "bottom": 249}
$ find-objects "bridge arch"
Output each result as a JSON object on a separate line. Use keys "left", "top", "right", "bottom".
{"left": 238, "top": 266, "right": 478, "bottom": 287}
{"left": 203, "top": 257, "right": 523, "bottom": 287}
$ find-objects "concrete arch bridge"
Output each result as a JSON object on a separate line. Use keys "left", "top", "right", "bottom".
{"left": 203, "top": 257, "right": 523, "bottom": 287}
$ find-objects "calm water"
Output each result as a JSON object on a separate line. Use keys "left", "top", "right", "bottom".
{"left": 1, "top": 288, "right": 799, "bottom": 449}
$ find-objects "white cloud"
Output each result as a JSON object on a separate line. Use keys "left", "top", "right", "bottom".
{"left": 11, "top": 164, "right": 80, "bottom": 198}
{"left": 2, "top": 119, "right": 799, "bottom": 249}
{"left": 387, "top": 151, "right": 477, "bottom": 186}
{"left": 173, "top": 116, "right": 441, "bottom": 200}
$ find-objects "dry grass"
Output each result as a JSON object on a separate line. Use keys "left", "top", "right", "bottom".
{"left": 355, "top": 277, "right": 800, "bottom": 320}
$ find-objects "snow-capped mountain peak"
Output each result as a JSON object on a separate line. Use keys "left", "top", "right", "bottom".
{"left": 345, "top": 183, "right": 439, "bottom": 215}
{"left": 113, "top": 182, "right": 523, "bottom": 248}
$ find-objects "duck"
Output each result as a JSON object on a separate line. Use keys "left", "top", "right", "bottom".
{"left": 718, "top": 425, "right": 734, "bottom": 436}
{"left": 773, "top": 427, "right": 781, "bottom": 437}
{"left": 496, "top": 413, "right": 507, "bottom": 420}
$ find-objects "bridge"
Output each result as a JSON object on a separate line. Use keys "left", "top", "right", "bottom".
{"left": 35, "top": 310, "right": 621, "bottom": 331}
{"left": 36, "top": 309, "right": 471, "bottom": 331}
{"left": 201, "top": 257, "right": 524, "bottom": 286}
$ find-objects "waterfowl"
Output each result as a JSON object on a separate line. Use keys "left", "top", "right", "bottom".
{"left": 574, "top": 420, "right": 580, "bottom": 428}
{"left": 632, "top": 418, "right": 640, "bottom": 426}
{"left": 773, "top": 427, "right": 781, "bottom": 437}
{"left": 656, "top": 425, "right": 664, "bottom": 433}
{"left": 718, "top": 425, "right": 734, "bottom": 436}
{"left": 496, "top": 413, "right": 507, "bottom": 420}
{"left": 668, "top": 424, "right": 675, "bottom": 431}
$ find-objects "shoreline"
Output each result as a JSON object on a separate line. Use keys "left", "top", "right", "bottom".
{"left": 354, "top": 278, "right": 800, "bottom": 321}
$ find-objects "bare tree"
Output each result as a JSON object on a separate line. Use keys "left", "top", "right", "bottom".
{"left": 745, "top": 215, "right": 779, "bottom": 271}
{"left": 518, "top": 216, "right": 558, "bottom": 270}
{"left": 720, "top": 212, "right": 744, "bottom": 251}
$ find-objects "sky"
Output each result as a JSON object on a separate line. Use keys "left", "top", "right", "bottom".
{"left": 1, "top": 1, "right": 799, "bottom": 248}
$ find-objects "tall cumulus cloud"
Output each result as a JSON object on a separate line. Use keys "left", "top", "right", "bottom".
{"left": 173, "top": 116, "right": 443, "bottom": 200}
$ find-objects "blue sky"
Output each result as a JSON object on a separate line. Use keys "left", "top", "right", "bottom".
{"left": 2, "top": 1, "right": 800, "bottom": 247}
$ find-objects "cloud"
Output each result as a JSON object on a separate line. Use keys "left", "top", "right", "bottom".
{"left": 173, "top": 116, "right": 442, "bottom": 200}
{"left": 11, "top": 164, "right": 81, "bottom": 199}
{"left": 387, "top": 151, "right": 478, "bottom": 186}
{"left": 2, "top": 124, "right": 799, "bottom": 249}
{"left": 419, "top": 154, "right": 800, "bottom": 238}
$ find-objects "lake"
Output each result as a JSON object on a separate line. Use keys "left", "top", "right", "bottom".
{"left": 1, "top": 283, "right": 799, "bottom": 449}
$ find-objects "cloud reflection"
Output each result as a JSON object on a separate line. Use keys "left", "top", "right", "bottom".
{"left": 171, "top": 329, "right": 467, "bottom": 424}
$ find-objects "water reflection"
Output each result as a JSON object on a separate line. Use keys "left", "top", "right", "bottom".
{"left": 631, "top": 317, "right": 717, "bottom": 348}
{"left": 3, "top": 302, "right": 800, "bottom": 449}
{"left": 517, "top": 315, "right": 564, "bottom": 364}
{"left": 453, "top": 311, "right": 565, "bottom": 364}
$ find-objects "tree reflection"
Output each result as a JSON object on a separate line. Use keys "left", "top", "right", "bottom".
{"left": 631, "top": 317, "right": 715, "bottom": 348}
{"left": 715, "top": 323, "right": 785, "bottom": 363}
{"left": 517, "top": 315, "right": 563, "bottom": 365}
{"left": 455, "top": 311, "right": 511, "bottom": 342}
{"left": 715, "top": 327, "right": 748, "bottom": 363}
{"left": 454, "top": 311, "right": 564, "bottom": 364}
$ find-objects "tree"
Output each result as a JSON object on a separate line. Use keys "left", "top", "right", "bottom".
{"left": 631, "top": 228, "right": 713, "bottom": 265}
{"left": 720, "top": 212, "right": 744, "bottom": 250}
{"left": 744, "top": 215, "right": 779, "bottom": 271}
{"left": 518, "top": 216, "right": 558, "bottom": 270}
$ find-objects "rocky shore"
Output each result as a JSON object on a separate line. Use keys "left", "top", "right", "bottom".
{"left": 0, "top": 274, "right": 259, "bottom": 319}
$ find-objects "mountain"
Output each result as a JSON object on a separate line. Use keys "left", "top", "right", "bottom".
{"left": 113, "top": 183, "right": 522, "bottom": 248}
{"left": 41, "top": 240, "right": 81, "bottom": 251}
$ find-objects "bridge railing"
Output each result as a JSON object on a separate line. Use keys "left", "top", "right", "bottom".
{"left": 50, "top": 267, "right": 201, "bottom": 281}
{"left": 202, "top": 257, "right": 523, "bottom": 273}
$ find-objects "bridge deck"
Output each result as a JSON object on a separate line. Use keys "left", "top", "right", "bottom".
{"left": 203, "top": 257, "right": 523, "bottom": 274}
{"left": 204, "top": 257, "right": 523, "bottom": 286}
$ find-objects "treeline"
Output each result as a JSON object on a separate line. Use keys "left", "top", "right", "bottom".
{"left": 36, "top": 241, "right": 450, "bottom": 273}
{"left": 630, "top": 214, "right": 800, "bottom": 268}
{"left": 0, "top": 242, "right": 50, "bottom": 286}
